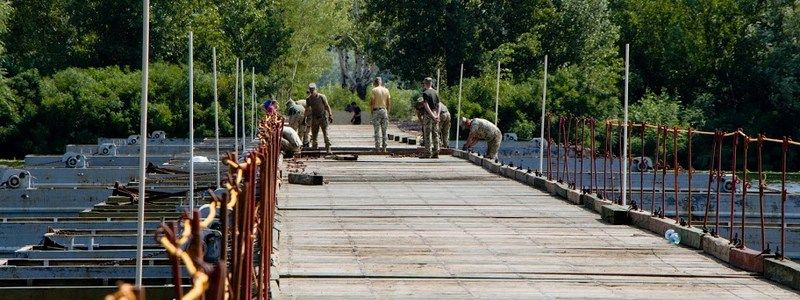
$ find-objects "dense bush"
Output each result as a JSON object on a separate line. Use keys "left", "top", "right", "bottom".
{"left": 0, "top": 63, "right": 272, "bottom": 158}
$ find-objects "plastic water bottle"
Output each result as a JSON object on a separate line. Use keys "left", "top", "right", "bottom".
{"left": 669, "top": 232, "right": 681, "bottom": 245}
{"left": 664, "top": 229, "right": 675, "bottom": 240}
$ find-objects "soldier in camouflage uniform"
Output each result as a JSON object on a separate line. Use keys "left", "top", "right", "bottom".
{"left": 284, "top": 99, "right": 308, "bottom": 147}
{"left": 461, "top": 117, "right": 502, "bottom": 159}
{"left": 303, "top": 83, "right": 333, "bottom": 154}
{"left": 438, "top": 102, "right": 451, "bottom": 148}
{"left": 420, "top": 77, "right": 441, "bottom": 158}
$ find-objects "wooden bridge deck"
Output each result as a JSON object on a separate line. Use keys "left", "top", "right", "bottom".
{"left": 274, "top": 124, "right": 798, "bottom": 299}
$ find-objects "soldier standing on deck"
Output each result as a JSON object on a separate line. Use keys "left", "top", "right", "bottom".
{"left": 370, "top": 77, "right": 391, "bottom": 152}
{"left": 304, "top": 83, "right": 333, "bottom": 154}
{"left": 438, "top": 102, "right": 451, "bottom": 149}
{"left": 420, "top": 77, "right": 441, "bottom": 158}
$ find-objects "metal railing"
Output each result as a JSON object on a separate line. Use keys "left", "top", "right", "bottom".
{"left": 108, "top": 114, "right": 283, "bottom": 300}
{"left": 543, "top": 114, "right": 796, "bottom": 260}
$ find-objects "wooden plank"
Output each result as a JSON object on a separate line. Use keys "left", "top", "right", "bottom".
{"left": 274, "top": 125, "right": 799, "bottom": 298}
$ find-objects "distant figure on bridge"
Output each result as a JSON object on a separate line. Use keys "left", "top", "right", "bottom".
{"left": 304, "top": 83, "right": 333, "bottom": 154}
{"left": 345, "top": 101, "right": 362, "bottom": 125}
{"left": 280, "top": 126, "right": 302, "bottom": 157}
{"left": 262, "top": 99, "right": 278, "bottom": 115}
{"left": 438, "top": 102, "right": 451, "bottom": 148}
{"left": 420, "top": 77, "right": 441, "bottom": 158}
{"left": 461, "top": 117, "right": 502, "bottom": 159}
{"left": 370, "top": 77, "right": 391, "bottom": 152}
{"left": 284, "top": 99, "right": 308, "bottom": 147}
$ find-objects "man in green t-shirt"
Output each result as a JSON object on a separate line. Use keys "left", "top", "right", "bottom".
{"left": 420, "top": 77, "right": 441, "bottom": 158}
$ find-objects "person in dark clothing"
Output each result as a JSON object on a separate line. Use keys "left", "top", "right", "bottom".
{"left": 346, "top": 101, "right": 362, "bottom": 125}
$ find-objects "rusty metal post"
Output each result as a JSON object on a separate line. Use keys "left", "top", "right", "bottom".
{"left": 590, "top": 119, "right": 596, "bottom": 193}
{"left": 758, "top": 135, "right": 766, "bottom": 251}
{"left": 661, "top": 126, "right": 667, "bottom": 218}
{"left": 729, "top": 133, "right": 738, "bottom": 241}
{"left": 740, "top": 134, "right": 749, "bottom": 248}
{"left": 704, "top": 131, "right": 717, "bottom": 230}
{"left": 640, "top": 123, "right": 645, "bottom": 210}
{"left": 618, "top": 121, "right": 624, "bottom": 203}
{"left": 673, "top": 127, "right": 679, "bottom": 223}
{"left": 546, "top": 115, "right": 552, "bottom": 180}
{"left": 580, "top": 118, "right": 585, "bottom": 190}
{"left": 167, "top": 221, "right": 183, "bottom": 299}
{"left": 780, "top": 137, "right": 788, "bottom": 260}
{"left": 715, "top": 131, "right": 723, "bottom": 237}
{"left": 687, "top": 128, "right": 693, "bottom": 227}
{"left": 604, "top": 122, "right": 610, "bottom": 199}
{"left": 565, "top": 117, "right": 572, "bottom": 185}
{"left": 653, "top": 125, "right": 659, "bottom": 213}
{"left": 556, "top": 117, "right": 562, "bottom": 181}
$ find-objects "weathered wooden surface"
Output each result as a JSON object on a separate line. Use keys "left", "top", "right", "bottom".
{"left": 275, "top": 125, "right": 799, "bottom": 298}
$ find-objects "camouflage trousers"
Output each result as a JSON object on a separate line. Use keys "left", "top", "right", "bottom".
{"left": 439, "top": 111, "right": 451, "bottom": 148}
{"left": 310, "top": 116, "right": 331, "bottom": 149}
{"left": 287, "top": 114, "right": 309, "bottom": 145}
{"left": 422, "top": 115, "right": 440, "bottom": 156}
{"left": 372, "top": 108, "right": 389, "bottom": 150}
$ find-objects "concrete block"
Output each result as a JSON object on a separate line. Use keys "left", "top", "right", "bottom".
{"left": 451, "top": 150, "right": 466, "bottom": 159}
{"left": 639, "top": 216, "right": 706, "bottom": 250}
{"left": 388, "top": 134, "right": 394, "bottom": 140}
{"left": 514, "top": 169, "right": 529, "bottom": 182}
{"left": 628, "top": 210, "right": 652, "bottom": 230}
{"left": 401, "top": 137, "right": 408, "bottom": 143}
{"left": 500, "top": 166, "right": 516, "bottom": 178}
{"left": 600, "top": 204, "right": 629, "bottom": 225}
{"left": 646, "top": 217, "right": 675, "bottom": 239}
{"left": 582, "top": 193, "right": 610, "bottom": 214}
{"left": 481, "top": 158, "right": 500, "bottom": 173}
{"left": 394, "top": 135, "right": 400, "bottom": 141}
{"left": 764, "top": 258, "right": 800, "bottom": 290}
{"left": 566, "top": 189, "right": 582, "bottom": 205}
{"left": 545, "top": 181, "right": 557, "bottom": 195}
{"left": 701, "top": 235, "right": 731, "bottom": 263}
{"left": 553, "top": 182, "right": 568, "bottom": 198}
{"left": 730, "top": 247, "right": 765, "bottom": 273}
{"left": 533, "top": 176, "right": 547, "bottom": 190}
{"left": 407, "top": 138, "right": 417, "bottom": 145}
{"left": 673, "top": 225, "right": 705, "bottom": 250}
{"left": 468, "top": 153, "right": 481, "bottom": 165}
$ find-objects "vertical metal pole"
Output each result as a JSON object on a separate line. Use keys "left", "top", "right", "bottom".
{"left": 539, "top": 55, "right": 548, "bottom": 173}
{"left": 188, "top": 32, "right": 195, "bottom": 211}
{"left": 135, "top": 0, "right": 150, "bottom": 288}
{"left": 235, "top": 59, "right": 239, "bottom": 156}
{"left": 213, "top": 47, "right": 220, "bottom": 189}
{"left": 494, "top": 61, "right": 500, "bottom": 125}
{"left": 455, "top": 63, "right": 463, "bottom": 149}
{"left": 622, "top": 44, "right": 629, "bottom": 206}
{"left": 436, "top": 68, "right": 441, "bottom": 90}
{"left": 241, "top": 61, "right": 246, "bottom": 154}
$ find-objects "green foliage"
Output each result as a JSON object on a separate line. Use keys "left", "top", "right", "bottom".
{"left": 2, "top": 1, "right": 291, "bottom": 74}
{"left": 323, "top": 84, "right": 366, "bottom": 111}
{"left": 627, "top": 90, "right": 705, "bottom": 155}
{"left": 0, "top": 63, "right": 261, "bottom": 158}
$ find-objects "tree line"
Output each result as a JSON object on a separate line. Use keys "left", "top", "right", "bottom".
{"left": 0, "top": 0, "right": 798, "bottom": 169}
